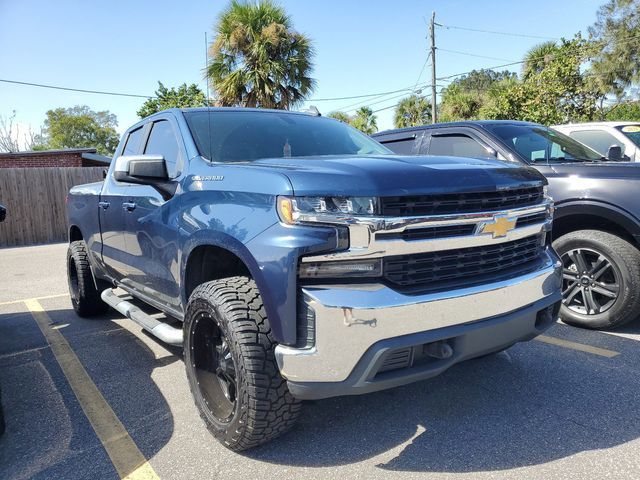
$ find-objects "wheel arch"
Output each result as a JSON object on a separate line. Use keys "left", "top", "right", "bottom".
{"left": 553, "top": 201, "right": 640, "bottom": 248}
{"left": 69, "top": 225, "right": 83, "bottom": 242}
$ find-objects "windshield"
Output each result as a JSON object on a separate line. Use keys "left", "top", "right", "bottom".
{"left": 484, "top": 124, "right": 602, "bottom": 163}
{"left": 184, "top": 110, "right": 391, "bottom": 162}
{"left": 616, "top": 125, "right": 640, "bottom": 148}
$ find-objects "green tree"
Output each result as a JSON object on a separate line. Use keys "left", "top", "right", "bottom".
{"left": 350, "top": 107, "right": 377, "bottom": 134}
{"left": 606, "top": 101, "right": 640, "bottom": 121}
{"left": 452, "top": 69, "right": 516, "bottom": 92}
{"left": 327, "top": 111, "right": 351, "bottom": 123}
{"left": 37, "top": 106, "right": 119, "bottom": 155}
{"left": 483, "top": 36, "right": 604, "bottom": 124}
{"left": 393, "top": 95, "right": 431, "bottom": 128}
{"left": 137, "top": 82, "right": 207, "bottom": 118}
{"left": 207, "top": 0, "right": 315, "bottom": 109}
{"left": 439, "top": 70, "right": 517, "bottom": 122}
{"left": 589, "top": 0, "right": 640, "bottom": 97}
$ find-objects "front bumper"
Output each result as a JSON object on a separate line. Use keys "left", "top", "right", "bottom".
{"left": 275, "top": 249, "right": 562, "bottom": 398}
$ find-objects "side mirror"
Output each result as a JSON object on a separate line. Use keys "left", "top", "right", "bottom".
{"left": 606, "top": 145, "right": 624, "bottom": 161}
{"left": 114, "top": 154, "right": 169, "bottom": 182}
{"left": 113, "top": 154, "right": 175, "bottom": 199}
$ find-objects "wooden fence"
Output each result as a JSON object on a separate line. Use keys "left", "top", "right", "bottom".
{"left": 0, "top": 167, "right": 105, "bottom": 247}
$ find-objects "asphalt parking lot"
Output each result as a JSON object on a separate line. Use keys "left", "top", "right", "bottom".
{"left": 2, "top": 243, "right": 640, "bottom": 480}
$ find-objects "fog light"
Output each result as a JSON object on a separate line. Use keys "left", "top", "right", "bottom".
{"left": 298, "top": 259, "right": 382, "bottom": 279}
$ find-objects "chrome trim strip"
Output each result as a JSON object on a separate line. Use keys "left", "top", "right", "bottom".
{"left": 301, "top": 201, "right": 552, "bottom": 262}
{"left": 276, "top": 252, "right": 562, "bottom": 383}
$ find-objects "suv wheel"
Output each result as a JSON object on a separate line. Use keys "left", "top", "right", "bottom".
{"left": 67, "top": 241, "right": 110, "bottom": 317}
{"left": 553, "top": 230, "right": 640, "bottom": 329}
{"left": 183, "top": 276, "right": 301, "bottom": 451}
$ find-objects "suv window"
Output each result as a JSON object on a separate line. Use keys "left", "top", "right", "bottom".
{"left": 144, "top": 120, "right": 180, "bottom": 177}
{"left": 378, "top": 136, "right": 417, "bottom": 155}
{"left": 429, "top": 134, "right": 492, "bottom": 159}
{"left": 123, "top": 127, "right": 144, "bottom": 155}
{"left": 569, "top": 129, "right": 624, "bottom": 156}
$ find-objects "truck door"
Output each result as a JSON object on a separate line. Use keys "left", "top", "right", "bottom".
{"left": 122, "top": 117, "right": 182, "bottom": 312}
{"left": 99, "top": 126, "right": 146, "bottom": 281}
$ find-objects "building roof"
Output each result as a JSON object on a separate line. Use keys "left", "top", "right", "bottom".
{"left": 0, "top": 148, "right": 97, "bottom": 157}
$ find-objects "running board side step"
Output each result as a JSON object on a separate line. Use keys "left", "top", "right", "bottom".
{"left": 101, "top": 289, "right": 183, "bottom": 346}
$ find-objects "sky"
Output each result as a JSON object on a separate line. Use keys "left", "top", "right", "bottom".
{"left": 0, "top": 0, "right": 605, "bottom": 143}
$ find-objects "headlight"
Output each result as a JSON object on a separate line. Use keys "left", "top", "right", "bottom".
{"left": 277, "top": 196, "right": 378, "bottom": 225}
{"left": 299, "top": 259, "right": 382, "bottom": 279}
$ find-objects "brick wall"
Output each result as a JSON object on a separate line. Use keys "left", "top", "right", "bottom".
{"left": 0, "top": 149, "right": 95, "bottom": 168}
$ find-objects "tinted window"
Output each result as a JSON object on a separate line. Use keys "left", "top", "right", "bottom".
{"left": 485, "top": 124, "right": 602, "bottom": 163}
{"left": 570, "top": 130, "right": 624, "bottom": 156}
{"left": 616, "top": 125, "right": 640, "bottom": 149}
{"left": 379, "top": 137, "right": 417, "bottom": 155}
{"left": 144, "top": 121, "right": 180, "bottom": 177}
{"left": 429, "top": 134, "right": 493, "bottom": 159}
{"left": 184, "top": 111, "right": 391, "bottom": 162}
{"left": 123, "top": 127, "right": 144, "bottom": 155}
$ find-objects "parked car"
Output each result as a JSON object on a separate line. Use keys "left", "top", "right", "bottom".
{"left": 552, "top": 122, "right": 640, "bottom": 161}
{"left": 67, "top": 108, "right": 561, "bottom": 450}
{"left": 374, "top": 121, "right": 640, "bottom": 331}
{"left": 0, "top": 203, "right": 5, "bottom": 222}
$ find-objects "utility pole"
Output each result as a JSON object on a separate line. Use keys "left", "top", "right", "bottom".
{"left": 430, "top": 11, "right": 437, "bottom": 123}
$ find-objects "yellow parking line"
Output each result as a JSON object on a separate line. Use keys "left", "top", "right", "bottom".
{"left": 25, "top": 299, "right": 159, "bottom": 480}
{"left": 535, "top": 335, "right": 620, "bottom": 358}
{"left": 0, "top": 293, "right": 67, "bottom": 306}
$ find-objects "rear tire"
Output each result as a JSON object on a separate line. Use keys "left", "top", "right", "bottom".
{"left": 184, "top": 276, "right": 301, "bottom": 451}
{"left": 67, "top": 240, "right": 110, "bottom": 317}
{"left": 553, "top": 230, "right": 640, "bottom": 329}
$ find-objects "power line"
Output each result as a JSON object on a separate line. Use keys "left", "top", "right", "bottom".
{"left": 437, "top": 48, "right": 516, "bottom": 62}
{"left": 309, "top": 87, "right": 417, "bottom": 102}
{"left": 0, "top": 78, "right": 152, "bottom": 98}
{"left": 435, "top": 23, "right": 559, "bottom": 40}
{"left": 344, "top": 89, "right": 423, "bottom": 114}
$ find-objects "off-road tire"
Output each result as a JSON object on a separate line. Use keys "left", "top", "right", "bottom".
{"left": 553, "top": 230, "right": 640, "bottom": 329}
{"left": 184, "top": 276, "right": 301, "bottom": 451}
{"left": 67, "top": 240, "right": 110, "bottom": 317}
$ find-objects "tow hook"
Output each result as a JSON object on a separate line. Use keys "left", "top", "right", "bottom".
{"left": 424, "top": 341, "right": 453, "bottom": 359}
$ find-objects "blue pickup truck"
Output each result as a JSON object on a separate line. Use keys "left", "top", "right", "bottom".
{"left": 66, "top": 107, "right": 561, "bottom": 450}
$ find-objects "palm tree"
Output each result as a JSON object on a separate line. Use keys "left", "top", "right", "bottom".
{"left": 522, "top": 41, "right": 558, "bottom": 79}
{"left": 394, "top": 95, "right": 431, "bottom": 128}
{"left": 207, "top": 0, "right": 316, "bottom": 109}
{"left": 351, "top": 107, "right": 377, "bottom": 134}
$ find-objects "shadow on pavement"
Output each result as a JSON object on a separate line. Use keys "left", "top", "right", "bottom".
{"left": 248, "top": 334, "right": 640, "bottom": 473}
{"left": 0, "top": 307, "right": 177, "bottom": 480}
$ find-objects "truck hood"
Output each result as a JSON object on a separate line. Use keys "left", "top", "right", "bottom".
{"left": 250, "top": 154, "right": 544, "bottom": 196}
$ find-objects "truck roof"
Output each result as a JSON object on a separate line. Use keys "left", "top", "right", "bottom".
{"left": 552, "top": 121, "right": 640, "bottom": 128}
{"left": 371, "top": 120, "right": 540, "bottom": 137}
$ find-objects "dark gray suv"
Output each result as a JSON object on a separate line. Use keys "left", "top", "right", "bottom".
{"left": 374, "top": 121, "right": 640, "bottom": 330}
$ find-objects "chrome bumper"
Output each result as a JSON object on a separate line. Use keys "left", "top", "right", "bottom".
{"left": 275, "top": 250, "right": 562, "bottom": 383}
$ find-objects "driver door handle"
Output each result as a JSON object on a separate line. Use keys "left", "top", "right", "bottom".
{"left": 98, "top": 201, "right": 110, "bottom": 210}
{"left": 123, "top": 201, "right": 137, "bottom": 212}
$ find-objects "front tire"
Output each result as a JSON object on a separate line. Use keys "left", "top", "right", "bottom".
{"left": 67, "top": 240, "right": 110, "bottom": 317}
{"left": 184, "top": 276, "right": 301, "bottom": 451}
{"left": 553, "top": 230, "right": 640, "bottom": 329}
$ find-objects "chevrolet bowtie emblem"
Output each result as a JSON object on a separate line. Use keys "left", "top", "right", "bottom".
{"left": 479, "top": 216, "right": 517, "bottom": 238}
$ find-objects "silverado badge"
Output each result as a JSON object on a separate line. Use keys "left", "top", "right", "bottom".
{"left": 478, "top": 215, "right": 517, "bottom": 238}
